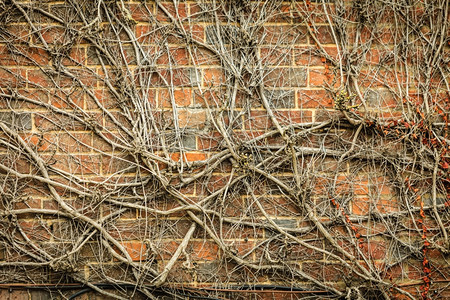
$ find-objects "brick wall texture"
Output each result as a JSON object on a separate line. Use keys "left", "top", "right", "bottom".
{"left": 0, "top": 1, "right": 449, "bottom": 299}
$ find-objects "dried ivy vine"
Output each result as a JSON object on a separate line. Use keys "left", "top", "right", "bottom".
{"left": 0, "top": 0, "right": 448, "bottom": 299}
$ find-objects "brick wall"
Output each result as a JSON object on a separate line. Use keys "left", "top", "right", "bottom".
{"left": 0, "top": 1, "right": 449, "bottom": 299}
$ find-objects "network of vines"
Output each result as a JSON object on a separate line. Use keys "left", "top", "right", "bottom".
{"left": 0, "top": 0, "right": 448, "bottom": 299}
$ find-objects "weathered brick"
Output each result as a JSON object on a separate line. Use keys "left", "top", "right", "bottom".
{"left": 260, "top": 25, "right": 307, "bottom": 45}
{"left": 260, "top": 47, "right": 292, "bottom": 66}
{"left": 30, "top": 290, "right": 51, "bottom": 300}
{"left": 276, "top": 110, "right": 313, "bottom": 124}
{"left": 177, "top": 109, "right": 207, "bottom": 128}
{"left": 57, "top": 132, "right": 92, "bottom": 153}
{"left": 45, "top": 154, "right": 101, "bottom": 175}
{"left": 264, "top": 89, "right": 295, "bottom": 108}
{"left": 8, "top": 290, "right": 29, "bottom": 300}
{"left": 294, "top": 47, "right": 325, "bottom": 66}
{"left": 244, "top": 110, "right": 273, "bottom": 130}
{"left": 265, "top": 67, "right": 307, "bottom": 87}
{"left": 364, "top": 89, "right": 398, "bottom": 108}
{"left": 302, "top": 262, "right": 348, "bottom": 282}
{"left": 0, "top": 112, "right": 32, "bottom": 131}
{"left": 205, "top": 25, "right": 239, "bottom": 45}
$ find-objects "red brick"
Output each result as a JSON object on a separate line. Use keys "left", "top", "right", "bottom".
{"left": 104, "top": 112, "right": 132, "bottom": 131}
{"left": 61, "top": 47, "right": 86, "bottom": 66}
{"left": 156, "top": 2, "right": 188, "bottom": 22}
{"left": 13, "top": 198, "right": 41, "bottom": 210}
{"left": 309, "top": 69, "right": 333, "bottom": 87}
{"left": 170, "top": 152, "right": 207, "bottom": 162}
{"left": 308, "top": 1, "right": 336, "bottom": 23}
{"left": 298, "top": 89, "right": 333, "bottom": 108}
{"left": 20, "top": 133, "right": 55, "bottom": 152}
{"left": 244, "top": 111, "right": 273, "bottom": 130}
{"left": 107, "top": 220, "right": 147, "bottom": 241}
{"left": 352, "top": 197, "right": 370, "bottom": 216}
{"left": 44, "top": 154, "right": 101, "bottom": 175}
{"left": 302, "top": 262, "right": 348, "bottom": 282}
{"left": 92, "top": 132, "right": 117, "bottom": 152}
{"left": 157, "top": 47, "right": 189, "bottom": 66}
{"left": 180, "top": 24, "right": 204, "bottom": 43}
{"left": 256, "top": 196, "right": 301, "bottom": 216}
{"left": 276, "top": 110, "right": 313, "bottom": 124}
{"left": 203, "top": 68, "right": 225, "bottom": 87}
{"left": 188, "top": 3, "right": 206, "bottom": 20}
{"left": 120, "top": 242, "right": 147, "bottom": 261}
{"left": 359, "top": 240, "right": 387, "bottom": 260}
{"left": 135, "top": 25, "right": 160, "bottom": 44}
{"left": 406, "top": 260, "right": 423, "bottom": 280}
{"left": 38, "top": 26, "right": 67, "bottom": 44}
{"left": 0, "top": 45, "right": 49, "bottom": 66}
{"left": 5, "top": 24, "right": 30, "bottom": 43}
{"left": 294, "top": 47, "right": 324, "bottom": 66}
{"left": 165, "top": 263, "right": 194, "bottom": 283}
{"left": 1, "top": 89, "right": 47, "bottom": 110}
{"left": 86, "top": 88, "right": 116, "bottom": 110}
{"left": 18, "top": 220, "right": 51, "bottom": 242}
{"left": 192, "top": 89, "right": 222, "bottom": 108}
{"left": 158, "top": 68, "right": 196, "bottom": 87}
{"left": 67, "top": 68, "right": 97, "bottom": 86}
{"left": 28, "top": 68, "right": 90, "bottom": 89}
{"left": 190, "top": 241, "right": 219, "bottom": 261}
{"left": 0, "top": 155, "right": 30, "bottom": 174}
{"left": 201, "top": 175, "right": 232, "bottom": 194}
{"left": 27, "top": 69, "right": 54, "bottom": 88}
{"left": 315, "top": 26, "right": 334, "bottom": 44}
{"left": 365, "top": 49, "right": 383, "bottom": 64}
{"left": 376, "top": 198, "right": 399, "bottom": 213}
{"left": 168, "top": 177, "right": 195, "bottom": 195}
{"left": 191, "top": 48, "right": 220, "bottom": 66}
{"left": 49, "top": 89, "right": 85, "bottom": 109}
{"left": 128, "top": 2, "right": 154, "bottom": 22}
{"left": 266, "top": 4, "right": 294, "bottom": 22}
{"left": 159, "top": 88, "right": 191, "bottom": 107}
{"left": 57, "top": 132, "right": 92, "bottom": 153}
{"left": 197, "top": 132, "right": 222, "bottom": 151}
{"left": 364, "top": 89, "right": 398, "bottom": 109}
{"left": 353, "top": 180, "right": 370, "bottom": 196}
{"left": 225, "top": 240, "right": 255, "bottom": 257}
{"left": 0, "top": 68, "right": 25, "bottom": 87}
{"left": 288, "top": 241, "right": 324, "bottom": 261}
